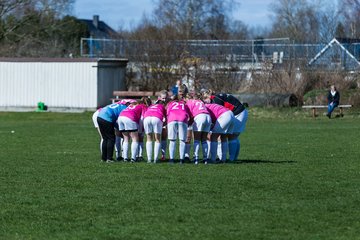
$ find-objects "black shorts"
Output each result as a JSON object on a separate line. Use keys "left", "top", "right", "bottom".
{"left": 97, "top": 117, "right": 115, "bottom": 140}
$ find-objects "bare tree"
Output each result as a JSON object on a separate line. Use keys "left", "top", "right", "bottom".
{"left": 338, "top": 0, "right": 360, "bottom": 38}
{"left": 269, "top": 0, "right": 324, "bottom": 43}
{"left": 35, "top": 0, "right": 74, "bottom": 17}
{"left": 0, "top": 0, "right": 84, "bottom": 57}
{"left": 317, "top": 2, "right": 341, "bottom": 42}
{"left": 152, "top": 0, "right": 236, "bottom": 39}
{"left": 0, "top": 0, "right": 31, "bottom": 18}
{"left": 124, "top": 17, "right": 182, "bottom": 91}
{"left": 121, "top": 0, "right": 251, "bottom": 92}
{"left": 0, "top": 0, "right": 32, "bottom": 41}
{"left": 228, "top": 20, "right": 249, "bottom": 40}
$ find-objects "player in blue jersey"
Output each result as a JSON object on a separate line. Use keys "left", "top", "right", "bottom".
{"left": 97, "top": 102, "right": 128, "bottom": 162}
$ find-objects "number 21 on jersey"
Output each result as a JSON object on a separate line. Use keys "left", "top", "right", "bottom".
{"left": 171, "top": 102, "right": 185, "bottom": 110}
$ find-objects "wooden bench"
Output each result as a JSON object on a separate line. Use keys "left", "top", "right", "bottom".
{"left": 302, "top": 104, "right": 352, "bottom": 117}
{"left": 111, "top": 91, "right": 161, "bottom": 103}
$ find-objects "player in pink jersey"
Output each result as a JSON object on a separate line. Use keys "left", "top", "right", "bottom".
{"left": 177, "top": 90, "right": 192, "bottom": 162}
{"left": 157, "top": 90, "right": 171, "bottom": 161}
{"left": 143, "top": 99, "right": 167, "bottom": 163}
{"left": 205, "top": 103, "right": 235, "bottom": 163}
{"left": 202, "top": 89, "right": 248, "bottom": 162}
{"left": 107, "top": 99, "right": 137, "bottom": 160}
{"left": 166, "top": 93, "right": 191, "bottom": 164}
{"left": 119, "top": 99, "right": 137, "bottom": 105}
{"left": 125, "top": 98, "right": 146, "bottom": 161}
{"left": 117, "top": 97, "right": 151, "bottom": 162}
{"left": 185, "top": 93, "right": 211, "bottom": 164}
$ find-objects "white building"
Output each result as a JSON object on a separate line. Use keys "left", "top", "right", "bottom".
{"left": 0, "top": 58, "right": 128, "bottom": 111}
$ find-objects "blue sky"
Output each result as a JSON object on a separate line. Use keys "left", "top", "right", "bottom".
{"left": 73, "top": 0, "right": 274, "bottom": 30}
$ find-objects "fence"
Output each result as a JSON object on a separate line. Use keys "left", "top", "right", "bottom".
{"left": 79, "top": 38, "right": 359, "bottom": 67}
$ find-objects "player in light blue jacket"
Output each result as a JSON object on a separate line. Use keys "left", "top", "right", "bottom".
{"left": 97, "top": 102, "right": 128, "bottom": 162}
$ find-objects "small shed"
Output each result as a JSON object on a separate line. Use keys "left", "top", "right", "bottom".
{"left": 0, "top": 58, "right": 128, "bottom": 111}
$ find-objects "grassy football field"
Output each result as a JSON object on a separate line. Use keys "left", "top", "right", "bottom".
{"left": 1, "top": 108, "right": 360, "bottom": 240}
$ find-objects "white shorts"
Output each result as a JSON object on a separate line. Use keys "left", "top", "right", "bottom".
{"left": 233, "top": 109, "right": 248, "bottom": 134}
{"left": 144, "top": 116, "right": 163, "bottom": 134}
{"left": 193, "top": 113, "right": 211, "bottom": 132}
{"left": 92, "top": 110, "right": 100, "bottom": 128}
{"left": 212, "top": 111, "right": 234, "bottom": 134}
{"left": 167, "top": 121, "right": 188, "bottom": 141}
{"left": 117, "top": 116, "right": 139, "bottom": 132}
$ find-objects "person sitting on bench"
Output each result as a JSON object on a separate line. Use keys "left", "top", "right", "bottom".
{"left": 327, "top": 85, "right": 340, "bottom": 119}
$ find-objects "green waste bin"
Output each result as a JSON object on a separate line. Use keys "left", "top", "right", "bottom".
{"left": 37, "top": 102, "right": 48, "bottom": 111}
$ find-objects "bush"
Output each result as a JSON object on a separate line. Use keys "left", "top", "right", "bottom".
{"left": 303, "top": 89, "right": 360, "bottom": 106}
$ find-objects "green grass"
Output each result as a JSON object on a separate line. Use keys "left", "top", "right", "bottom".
{"left": 1, "top": 108, "right": 360, "bottom": 240}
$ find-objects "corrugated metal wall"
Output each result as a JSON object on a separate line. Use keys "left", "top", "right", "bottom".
{"left": 0, "top": 61, "right": 98, "bottom": 109}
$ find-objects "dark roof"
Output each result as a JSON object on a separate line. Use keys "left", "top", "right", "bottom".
{"left": 335, "top": 38, "right": 360, "bottom": 44}
{"left": 308, "top": 38, "right": 360, "bottom": 70}
{"left": 78, "top": 16, "right": 118, "bottom": 39}
{"left": 0, "top": 57, "right": 128, "bottom": 63}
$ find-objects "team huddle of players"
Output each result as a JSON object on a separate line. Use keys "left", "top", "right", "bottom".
{"left": 92, "top": 87, "right": 248, "bottom": 164}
